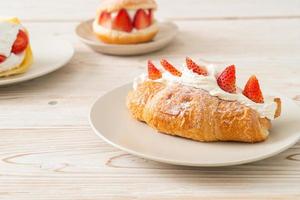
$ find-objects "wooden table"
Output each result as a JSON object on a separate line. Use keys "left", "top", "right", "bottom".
{"left": 1, "top": 0, "right": 300, "bottom": 199}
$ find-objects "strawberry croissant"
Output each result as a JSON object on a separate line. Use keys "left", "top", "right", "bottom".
{"left": 127, "top": 58, "right": 281, "bottom": 143}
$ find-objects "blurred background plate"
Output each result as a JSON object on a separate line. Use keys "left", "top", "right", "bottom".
{"left": 0, "top": 36, "right": 74, "bottom": 86}
{"left": 76, "top": 19, "right": 178, "bottom": 56}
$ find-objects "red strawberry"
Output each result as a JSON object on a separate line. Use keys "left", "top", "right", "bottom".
{"left": 243, "top": 75, "right": 264, "bottom": 103}
{"left": 133, "top": 9, "right": 151, "bottom": 30}
{"left": 148, "top": 9, "right": 153, "bottom": 22}
{"left": 11, "top": 30, "right": 29, "bottom": 54}
{"left": 217, "top": 65, "right": 236, "bottom": 93}
{"left": 186, "top": 57, "right": 208, "bottom": 76}
{"left": 112, "top": 9, "right": 133, "bottom": 32}
{"left": 98, "top": 11, "right": 111, "bottom": 28}
{"left": 0, "top": 55, "right": 6, "bottom": 63}
{"left": 160, "top": 59, "right": 182, "bottom": 77}
{"left": 148, "top": 60, "right": 162, "bottom": 80}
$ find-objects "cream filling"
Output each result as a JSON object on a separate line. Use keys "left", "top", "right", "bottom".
{"left": 0, "top": 21, "right": 21, "bottom": 57}
{"left": 0, "top": 52, "right": 25, "bottom": 72}
{"left": 94, "top": 9, "right": 155, "bottom": 34}
{"left": 133, "top": 64, "right": 277, "bottom": 120}
{"left": 0, "top": 20, "right": 26, "bottom": 72}
{"left": 93, "top": 20, "right": 158, "bottom": 36}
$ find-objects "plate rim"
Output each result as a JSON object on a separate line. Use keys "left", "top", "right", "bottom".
{"left": 0, "top": 36, "right": 74, "bottom": 86}
{"left": 89, "top": 83, "right": 300, "bottom": 167}
{"left": 75, "top": 19, "right": 179, "bottom": 55}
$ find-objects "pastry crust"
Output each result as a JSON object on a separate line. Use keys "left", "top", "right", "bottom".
{"left": 97, "top": 0, "right": 157, "bottom": 13}
{"left": 93, "top": 21, "right": 158, "bottom": 44}
{"left": 126, "top": 81, "right": 281, "bottom": 143}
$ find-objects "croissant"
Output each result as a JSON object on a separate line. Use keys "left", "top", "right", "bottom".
{"left": 126, "top": 58, "right": 281, "bottom": 143}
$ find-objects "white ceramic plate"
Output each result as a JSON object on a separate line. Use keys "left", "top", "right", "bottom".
{"left": 0, "top": 36, "right": 74, "bottom": 86}
{"left": 76, "top": 19, "right": 178, "bottom": 55}
{"left": 89, "top": 83, "right": 300, "bottom": 167}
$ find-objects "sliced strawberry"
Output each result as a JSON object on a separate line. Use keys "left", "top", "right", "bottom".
{"left": 98, "top": 11, "right": 111, "bottom": 28}
{"left": 0, "top": 55, "right": 6, "bottom": 63}
{"left": 148, "top": 60, "right": 162, "bottom": 80}
{"left": 148, "top": 9, "right": 153, "bottom": 22}
{"left": 133, "top": 9, "right": 151, "bottom": 30}
{"left": 186, "top": 57, "right": 208, "bottom": 76}
{"left": 160, "top": 59, "right": 182, "bottom": 77}
{"left": 243, "top": 75, "right": 264, "bottom": 103}
{"left": 112, "top": 9, "right": 133, "bottom": 32}
{"left": 217, "top": 65, "right": 236, "bottom": 93}
{"left": 11, "top": 30, "right": 29, "bottom": 54}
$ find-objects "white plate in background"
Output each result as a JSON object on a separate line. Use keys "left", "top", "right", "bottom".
{"left": 0, "top": 36, "right": 74, "bottom": 86}
{"left": 76, "top": 19, "right": 178, "bottom": 56}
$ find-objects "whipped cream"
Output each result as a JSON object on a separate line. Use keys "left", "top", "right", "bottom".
{"left": 0, "top": 21, "right": 20, "bottom": 57}
{"left": 0, "top": 51, "right": 25, "bottom": 72}
{"left": 95, "top": 9, "right": 154, "bottom": 33}
{"left": 133, "top": 64, "right": 277, "bottom": 120}
{"left": 93, "top": 20, "right": 158, "bottom": 35}
{"left": 0, "top": 21, "right": 25, "bottom": 72}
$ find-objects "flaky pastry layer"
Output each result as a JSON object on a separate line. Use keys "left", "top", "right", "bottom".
{"left": 126, "top": 81, "right": 281, "bottom": 143}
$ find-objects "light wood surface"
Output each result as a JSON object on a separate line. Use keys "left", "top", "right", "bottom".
{"left": 1, "top": 0, "right": 300, "bottom": 199}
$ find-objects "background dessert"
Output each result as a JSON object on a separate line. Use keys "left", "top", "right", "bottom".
{"left": 93, "top": 0, "right": 158, "bottom": 44}
{"left": 0, "top": 17, "right": 33, "bottom": 77}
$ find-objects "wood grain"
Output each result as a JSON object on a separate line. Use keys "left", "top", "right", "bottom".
{"left": 0, "top": 0, "right": 300, "bottom": 199}
{"left": 0, "top": 128, "right": 300, "bottom": 199}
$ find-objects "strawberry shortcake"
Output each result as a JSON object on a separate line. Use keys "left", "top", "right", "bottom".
{"left": 0, "top": 17, "right": 33, "bottom": 77}
{"left": 93, "top": 0, "right": 158, "bottom": 44}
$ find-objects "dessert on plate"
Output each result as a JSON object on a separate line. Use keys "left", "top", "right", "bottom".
{"left": 127, "top": 57, "right": 281, "bottom": 143}
{"left": 93, "top": 0, "right": 158, "bottom": 44}
{"left": 0, "top": 17, "right": 33, "bottom": 77}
